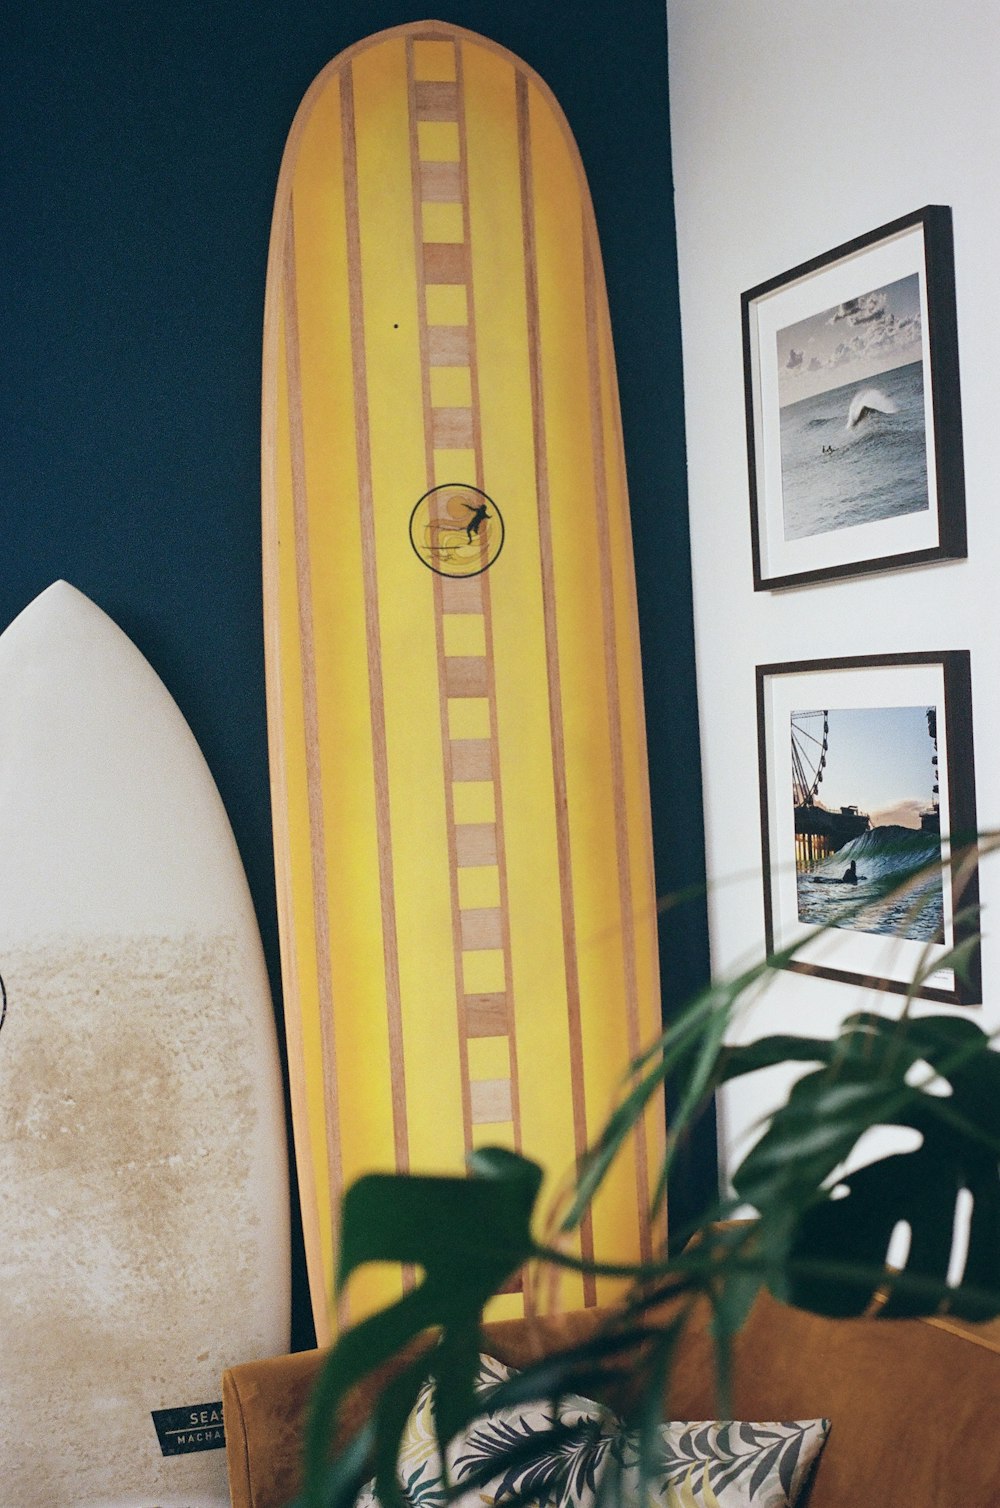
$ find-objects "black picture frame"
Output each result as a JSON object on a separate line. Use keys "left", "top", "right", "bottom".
{"left": 757, "top": 650, "right": 980, "bottom": 1005}
{"left": 743, "top": 206, "right": 966, "bottom": 591}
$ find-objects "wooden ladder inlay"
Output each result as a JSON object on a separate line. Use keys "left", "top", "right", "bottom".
{"left": 406, "top": 38, "right": 524, "bottom": 1231}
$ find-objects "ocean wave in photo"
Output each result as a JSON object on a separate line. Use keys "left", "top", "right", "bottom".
{"left": 779, "top": 359, "right": 928, "bottom": 542}
{"left": 796, "top": 824, "right": 943, "bottom": 941}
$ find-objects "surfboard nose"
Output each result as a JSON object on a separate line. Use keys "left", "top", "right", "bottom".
{"left": 24, "top": 578, "right": 87, "bottom": 612}
{"left": 1, "top": 579, "right": 108, "bottom": 647}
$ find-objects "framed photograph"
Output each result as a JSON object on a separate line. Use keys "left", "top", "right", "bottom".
{"left": 743, "top": 206, "right": 966, "bottom": 590}
{"left": 757, "top": 651, "right": 980, "bottom": 1005}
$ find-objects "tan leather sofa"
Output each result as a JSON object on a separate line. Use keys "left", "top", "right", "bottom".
{"left": 223, "top": 1287, "right": 1000, "bottom": 1507}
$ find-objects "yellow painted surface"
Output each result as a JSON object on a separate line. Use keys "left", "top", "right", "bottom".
{"left": 457, "top": 865, "right": 501, "bottom": 909}
{"left": 462, "top": 950, "right": 506, "bottom": 995}
{"left": 273, "top": 308, "right": 334, "bottom": 1297}
{"left": 434, "top": 449, "right": 477, "bottom": 485}
{"left": 417, "top": 121, "right": 460, "bottom": 160}
{"left": 471, "top": 1120, "right": 515, "bottom": 1153}
{"left": 483, "top": 1291, "right": 523, "bottom": 1322}
{"left": 442, "top": 614, "right": 486, "bottom": 657}
{"left": 528, "top": 81, "right": 642, "bottom": 1299}
{"left": 452, "top": 781, "right": 495, "bottom": 825}
{"left": 430, "top": 367, "right": 473, "bottom": 409}
{"left": 413, "top": 40, "right": 457, "bottom": 81}
{"left": 288, "top": 74, "right": 413, "bottom": 1325}
{"left": 462, "top": 44, "right": 586, "bottom": 1310}
{"left": 264, "top": 23, "right": 663, "bottom": 1341}
{"left": 353, "top": 40, "right": 467, "bottom": 1190}
{"left": 598, "top": 314, "right": 665, "bottom": 1213}
{"left": 467, "top": 1035, "right": 511, "bottom": 1079}
{"left": 448, "top": 698, "right": 491, "bottom": 739}
{"left": 426, "top": 285, "right": 468, "bottom": 323}
{"left": 421, "top": 201, "right": 465, "bottom": 243}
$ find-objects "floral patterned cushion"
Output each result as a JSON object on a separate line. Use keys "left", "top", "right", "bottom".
{"left": 358, "top": 1353, "right": 829, "bottom": 1508}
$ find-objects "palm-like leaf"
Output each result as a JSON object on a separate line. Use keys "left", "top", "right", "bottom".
{"left": 630, "top": 1419, "right": 823, "bottom": 1505}
{"left": 453, "top": 1412, "right": 614, "bottom": 1505}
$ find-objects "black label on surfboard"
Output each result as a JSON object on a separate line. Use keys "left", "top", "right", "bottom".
{"left": 151, "top": 1401, "right": 225, "bottom": 1455}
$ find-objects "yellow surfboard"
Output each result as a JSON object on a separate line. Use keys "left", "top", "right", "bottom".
{"left": 263, "top": 20, "right": 664, "bottom": 1344}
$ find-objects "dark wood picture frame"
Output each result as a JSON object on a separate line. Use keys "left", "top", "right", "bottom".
{"left": 743, "top": 206, "right": 966, "bottom": 591}
{"left": 757, "top": 650, "right": 980, "bottom": 1005}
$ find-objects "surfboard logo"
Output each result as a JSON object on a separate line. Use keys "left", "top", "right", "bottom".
{"left": 409, "top": 484, "right": 504, "bottom": 578}
{"left": 151, "top": 1401, "right": 225, "bottom": 1455}
{"left": 0, "top": 973, "right": 6, "bottom": 1037}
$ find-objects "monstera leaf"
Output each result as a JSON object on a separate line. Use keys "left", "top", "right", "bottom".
{"left": 728, "top": 1013, "right": 1000, "bottom": 1319}
{"left": 301, "top": 1148, "right": 542, "bottom": 1508}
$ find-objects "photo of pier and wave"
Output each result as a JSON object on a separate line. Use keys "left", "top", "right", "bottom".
{"left": 776, "top": 273, "right": 928, "bottom": 542}
{"left": 792, "top": 704, "right": 943, "bottom": 942}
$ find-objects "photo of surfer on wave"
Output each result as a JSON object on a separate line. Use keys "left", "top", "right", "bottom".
{"left": 776, "top": 273, "right": 929, "bottom": 542}
{"left": 793, "top": 703, "right": 944, "bottom": 942}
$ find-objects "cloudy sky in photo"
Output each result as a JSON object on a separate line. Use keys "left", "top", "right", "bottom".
{"left": 777, "top": 272, "right": 922, "bottom": 406}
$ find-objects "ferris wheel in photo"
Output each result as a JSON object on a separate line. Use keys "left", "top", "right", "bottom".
{"left": 791, "top": 709, "right": 829, "bottom": 807}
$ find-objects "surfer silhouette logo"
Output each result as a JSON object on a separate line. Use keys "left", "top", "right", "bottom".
{"left": 463, "top": 500, "right": 490, "bottom": 543}
{"left": 409, "top": 484, "right": 505, "bottom": 578}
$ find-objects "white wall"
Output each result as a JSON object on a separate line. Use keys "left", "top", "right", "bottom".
{"left": 666, "top": 0, "right": 1000, "bottom": 1184}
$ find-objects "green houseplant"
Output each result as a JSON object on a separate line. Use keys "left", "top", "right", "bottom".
{"left": 294, "top": 866, "right": 1000, "bottom": 1508}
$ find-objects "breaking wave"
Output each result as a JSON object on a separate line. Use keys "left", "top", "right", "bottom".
{"left": 816, "top": 824, "right": 940, "bottom": 882}
{"left": 798, "top": 825, "right": 943, "bottom": 941}
{"left": 846, "top": 386, "right": 898, "bottom": 430}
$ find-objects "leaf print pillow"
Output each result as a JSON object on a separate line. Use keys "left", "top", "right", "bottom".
{"left": 621, "top": 1419, "right": 830, "bottom": 1508}
{"left": 451, "top": 1388, "right": 622, "bottom": 1508}
{"left": 356, "top": 1353, "right": 829, "bottom": 1508}
{"left": 355, "top": 1352, "right": 615, "bottom": 1508}
{"left": 451, "top": 1412, "right": 828, "bottom": 1508}
{"left": 358, "top": 1353, "right": 533, "bottom": 1508}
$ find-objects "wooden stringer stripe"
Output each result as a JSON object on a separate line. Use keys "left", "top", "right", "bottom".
{"left": 455, "top": 38, "right": 525, "bottom": 1174}
{"left": 405, "top": 34, "right": 473, "bottom": 1160}
{"left": 281, "top": 212, "right": 343, "bottom": 1292}
{"left": 406, "top": 35, "right": 525, "bottom": 1212}
{"left": 583, "top": 232, "right": 652, "bottom": 1262}
{"left": 516, "top": 70, "right": 596, "bottom": 1304}
{"left": 341, "top": 64, "right": 411, "bottom": 1185}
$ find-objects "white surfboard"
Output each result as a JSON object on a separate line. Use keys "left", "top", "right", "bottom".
{"left": 0, "top": 582, "right": 290, "bottom": 1507}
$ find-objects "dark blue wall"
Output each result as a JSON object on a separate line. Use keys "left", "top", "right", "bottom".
{"left": 4, "top": 1, "right": 711, "bottom": 1349}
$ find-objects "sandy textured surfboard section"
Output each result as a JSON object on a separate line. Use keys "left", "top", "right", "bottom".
{"left": 0, "top": 582, "right": 290, "bottom": 1507}
{"left": 263, "top": 21, "right": 665, "bottom": 1343}
{"left": 0, "top": 939, "right": 262, "bottom": 1504}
